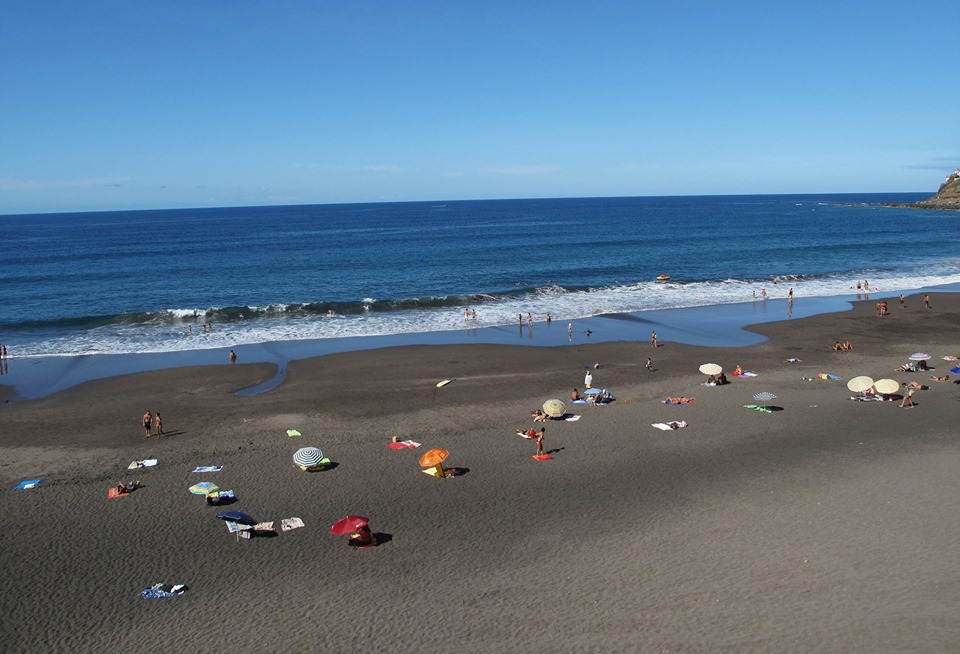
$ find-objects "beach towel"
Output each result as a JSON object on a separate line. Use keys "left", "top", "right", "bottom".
{"left": 818, "top": 373, "right": 840, "bottom": 380}
{"left": 281, "top": 517, "right": 305, "bottom": 532}
{"left": 740, "top": 372, "right": 758, "bottom": 377}
{"left": 533, "top": 454, "right": 553, "bottom": 461}
{"left": 225, "top": 521, "right": 252, "bottom": 533}
{"left": 387, "top": 441, "right": 409, "bottom": 450}
{"left": 652, "top": 421, "right": 687, "bottom": 431}
{"left": 662, "top": 399, "right": 695, "bottom": 405}
{"left": 401, "top": 440, "right": 421, "bottom": 448}
{"left": 139, "top": 583, "right": 188, "bottom": 599}
{"left": 571, "top": 399, "right": 587, "bottom": 404}
{"left": 15, "top": 479, "right": 40, "bottom": 490}
{"left": 193, "top": 466, "right": 222, "bottom": 473}
{"left": 564, "top": 414, "right": 581, "bottom": 422}
{"left": 127, "top": 459, "right": 158, "bottom": 470}
{"left": 850, "top": 396, "right": 883, "bottom": 402}
{"left": 286, "top": 429, "right": 301, "bottom": 437}
{"left": 107, "top": 487, "right": 130, "bottom": 499}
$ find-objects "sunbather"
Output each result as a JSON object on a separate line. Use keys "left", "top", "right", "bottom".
{"left": 662, "top": 396, "right": 694, "bottom": 404}
{"left": 931, "top": 375, "right": 950, "bottom": 382}
{"left": 571, "top": 388, "right": 580, "bottom": 401}
{"left": 903, "top": 381, "right": 926, "bottom": 390}
{"left": 733, "top": 365, "right": 744, "bottom": 376}
{"left": 350, "top": 524, "right": 376, "bottom": 547}
{"left": 532, "top": 409, "right": 547, "bottom": 422}
{"left": 784, "top": 357, "right": 802, "bottom": 363}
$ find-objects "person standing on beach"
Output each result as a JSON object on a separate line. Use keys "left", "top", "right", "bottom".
{"left": 924, "top": 294, "right": 931, "bottom": 309}
{"left": 651, "top": 331, "right": 657, "bottom": 348}
{"left": 535, "top": 428, "right": 545, "bottom": 457}
{"left": 899, "top": 294, "right": 906, "bottom": 309}
{"left": 142, "top": 411, "right": 152, "bottom": 438}
{"left": 646, "top": 357, "right": 652, "bottom": 371}
{"left": 584, "top": 370, "right": 593, "bottom": 389}
{"left": 154, "top": 413, "right": 163, "bottom": 437}
{"left": 229, "top": 350, "right": 237, "bottom": 363}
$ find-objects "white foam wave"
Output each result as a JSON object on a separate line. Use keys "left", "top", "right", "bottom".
{"left": 12, "top": 271, "right": 960, "bottom": 358}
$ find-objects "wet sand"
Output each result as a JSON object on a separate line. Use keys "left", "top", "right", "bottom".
{"left": 2, "top": 292, "right": 959, "bottom": 652}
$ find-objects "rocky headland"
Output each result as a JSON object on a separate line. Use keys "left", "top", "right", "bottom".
{"left": 883, "top": 168, "right": 960, "bottom": 211}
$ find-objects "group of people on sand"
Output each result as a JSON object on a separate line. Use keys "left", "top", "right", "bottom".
{"left": 142, "top": 411, "right": 164, "bottom": 438}
{"left": 832, "top": 340, "right": 854, "bottom": 351}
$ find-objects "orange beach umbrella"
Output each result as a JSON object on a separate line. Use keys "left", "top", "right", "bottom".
{"left": 419, "top": 448, "right": 449, "bottom": 468}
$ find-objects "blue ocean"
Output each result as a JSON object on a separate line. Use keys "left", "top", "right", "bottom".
{"left": 1, "top": 193, "right": 959, "bottom": 396}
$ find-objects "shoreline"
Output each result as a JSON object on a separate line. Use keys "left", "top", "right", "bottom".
{"left": 3, "top": 284, "right": 957, "bottom": 402}
{"left": 2, "top": 290, "right": 959, "bottom": 651}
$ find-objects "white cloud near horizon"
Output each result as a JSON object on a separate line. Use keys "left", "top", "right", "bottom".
{"left": 483, "top": 165, "right": 560, "bottom": 176}
{"left": 0, "top": 176, "right": 133, "bottom": 191}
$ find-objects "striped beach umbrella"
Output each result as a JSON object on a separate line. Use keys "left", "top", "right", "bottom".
{"left": 542, "top": 399, "right": 566, "bottom": 418}
{"left": 752, "top": 391, "right": 777, "bottom": 408}
{"left": 909, "top": 353, "right": 931, "bottom": 361}
{"left": 188, "top": 481, "right": 218, "bottom": 495}
{"left": 293, "top": 447, "right": 324, "bottom": 468}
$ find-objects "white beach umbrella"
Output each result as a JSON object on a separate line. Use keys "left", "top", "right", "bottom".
{"left": 908, "top": 353, "right": 931, "bottom": 361}
{"left": 846, "top": 376, "right": 875, "bottom": 393}
{"left": 699, "top": 363, "right": 722, "bottom": 375}
{"left": 873, "top": 379, "right": 900, "bottom": 395}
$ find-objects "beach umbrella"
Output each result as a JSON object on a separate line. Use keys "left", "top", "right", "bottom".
{"left": 189, "top": 481, "right": 219, "bottom": 495}
{"left": 329, "top": 515, "right": 369, "bottom": 535}
{"left": 542, "top": 399, "right": 566, "bottom": 418}
{"left": 293, "top": 447, "right": 324, "bottom": 468}
{"left": 419, "top": 448, "right": 449, "bottom": 468}
{"left": 216, "top": 511, "right": 257, "bottom": 525}
{"left": 752, "top": 391, "right": 777, "bottom": 407}
{"left": 951, "top": 366, "right": 960, "bottom": 375}
{"left": 582, "top": 388, "right": 602, "bottom": 395}
{"left": 873, "top": 379, "right": 900, "bottom": 395}
{"left": 909, "top": 353, "right": 931, "bottom": 361}
{"left": 846, "top": 376, "right": 875, "bottom": 393}
{"left": 699, "top": 363, "right": 722, "bottom": 375}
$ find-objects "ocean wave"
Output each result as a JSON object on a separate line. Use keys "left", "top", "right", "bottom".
{"left": 8, "top": 270, "right": 960, "bottom": 358}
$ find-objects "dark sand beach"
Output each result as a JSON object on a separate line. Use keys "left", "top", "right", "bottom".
{"left": 2, "top": 293, "right": 959, "bottom": 652}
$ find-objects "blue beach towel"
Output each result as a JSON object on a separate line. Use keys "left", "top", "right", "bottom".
{"left": 16, "top": 480, "right": 40, "bottom": 490}
{"left": 193, "top": 466, "right": 222, "bottom": 473}
{"left": 139, "top": 583, "right": 188, "bottom": 599}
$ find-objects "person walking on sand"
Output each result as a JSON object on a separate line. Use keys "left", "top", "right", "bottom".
{"left": 142, "top": 411, "right": 152, "bottom": 438}
{"left": 646, "top": 357, "right": 652, "bottom": 371}
{"left": 924, "top": 294, "right": 931, "bottom": 309}
{"left": 229, "top": 350, "right": 237, "bottom": 363}
{"left": 900, "top": 387, "right": 917, "bottom": 408}
{"left": 651, "top": 331, "right": 657, "bottom": 348}
{"left": 899, "top": 294, "right": 906, "bottom": 309}
{"left": 536, "top": 427, "right": 545, "bottom": 457}
{"left": 154, "top": 412, "right": 163, "bottom": 437}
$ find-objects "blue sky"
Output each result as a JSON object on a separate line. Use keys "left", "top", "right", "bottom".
{"left": 1, "top": 1, "right": 957, "bottom": 214}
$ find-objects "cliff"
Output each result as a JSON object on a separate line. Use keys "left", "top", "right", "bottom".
{"left": 884, "top": 168, "right": 960, "bottom": 211}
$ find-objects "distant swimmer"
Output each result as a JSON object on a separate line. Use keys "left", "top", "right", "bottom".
{"left": 229, "top": 350, "right": 237, "bottom": 363}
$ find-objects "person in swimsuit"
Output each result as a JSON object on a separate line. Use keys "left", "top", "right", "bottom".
{"left": 350, "top": 524, "right": 375, "bottom": 547}
{"left": 142, "top": 411, "right": 152, "bottom": 438}
{"left": 536, "top": 428, "right": 545, "bottom": 457}
{"left": 154, "top": 412, "right": 163, "bottom": 437}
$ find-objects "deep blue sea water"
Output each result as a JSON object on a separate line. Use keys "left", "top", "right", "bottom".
{"left": 2, "top": 193, "right": 959, "bottom": 398}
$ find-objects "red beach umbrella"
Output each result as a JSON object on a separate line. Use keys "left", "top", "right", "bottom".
{"left": 329, "top": 515, "right": 369, "bottom": 535}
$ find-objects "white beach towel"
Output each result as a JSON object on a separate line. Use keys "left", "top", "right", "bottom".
{"left": 193, "top": 466, "right": 222, "bottom": 473}
{"left": 128, "top": 459, "right": 158, "bottom": 470}
{"left": 564, "top": 414, "right": 581, "bottom": 422}
{"left": 400, "top": 440, "right": 421, "bottom": 448}
{"left": 652, "top": 421, "right": 688, "bottom": 431}
{"left": 281, "top": 517, "right": 305, "bottom": 532}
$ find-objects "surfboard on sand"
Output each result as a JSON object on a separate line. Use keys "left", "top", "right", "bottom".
{"left": 436, "top": 379, "right": 454, "bottom": 387}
